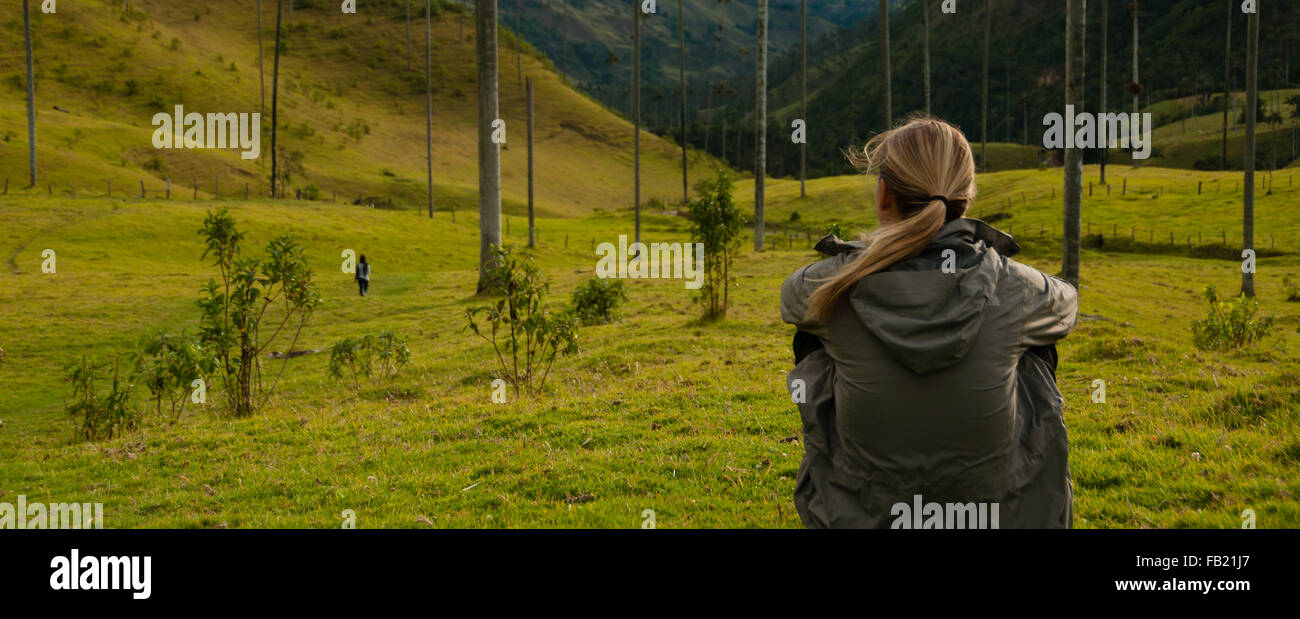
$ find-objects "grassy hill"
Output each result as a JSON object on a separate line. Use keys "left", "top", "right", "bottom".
{"left": 0, "top": 0, "right": 720, "bottom": 216}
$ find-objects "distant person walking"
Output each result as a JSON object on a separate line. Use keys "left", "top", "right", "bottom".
{"left": 356, "top": 254, "right": 370, "bottom": 297}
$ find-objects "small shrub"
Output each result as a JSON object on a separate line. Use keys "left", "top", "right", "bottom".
{"left": 466, "top": 246, "right": 578, "bottom": 397}
{"left": 197, "top": 208, "right": 320, "bottom": 416}
{"left": 823, "top": 222, "right": 848, "bottom": 239}
{"left": 327, "top": 331, "right": 411, "bottom": 387}
{"left": 570, "top": 278, "right": 629, "bottom": 326}
{"left": 134, "top": 331, "right": 217, "bottom": 424}
{"left": 690, "top": 170, "right": 744, "bottom": 319}
{"left": 1191, "top": 285, "right": 1274, "bottom": 351}
{"left": 66, "top": 356, "right": 139, "bottom": 441}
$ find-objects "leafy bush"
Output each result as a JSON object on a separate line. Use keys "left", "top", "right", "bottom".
{"left": 689, "top": 170, "right": 744, "bottom": 318}
{"left": 1191, "top": 285, "right": 1274, "bottom": 351}
{"left": 134, "top": 331, "right": 217, "bottom": 424}
{"left": 327, "top": 331, "right": 411, "bottom": 387}
{"left": 466, "top": 246, "right": 579, "bottom": 397}
{"left": 197, "top": 208, "right": 320, "bottom": 416}
{"left": 570, "top": 278, "right": 629, "bottom": 326}
{"left": 823, "top": 222, "right": 849, "bottom": 239}
{"left": 65, "top": 356, "right": 139, "bottom": 441}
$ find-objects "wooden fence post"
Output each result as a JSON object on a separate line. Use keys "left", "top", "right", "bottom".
{"left": 166, "top": 177, "right": 171, "bottom": 199}
{"left": 107, "top": 180, "right": 111, "bottom": 196}
{"left": 140, "top": 179, "right": 146, "bottom": 199}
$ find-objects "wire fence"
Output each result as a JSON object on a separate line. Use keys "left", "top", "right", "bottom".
{"left": 5, "top": 171, "right": 1299, "bottom": 253}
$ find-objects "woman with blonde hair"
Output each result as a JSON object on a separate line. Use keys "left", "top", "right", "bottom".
{"left": 781, "top": 117, "right": 1078, "bottom": 528}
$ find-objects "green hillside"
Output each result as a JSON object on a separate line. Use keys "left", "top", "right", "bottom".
{"left": 729, "top": 0, "right": 1300, "bottom": 177}
{"left": 0, "top": 0, "right": 719, "bottom": 215}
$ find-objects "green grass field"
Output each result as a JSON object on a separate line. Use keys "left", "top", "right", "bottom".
{"left": 2, "top": 0, "right": 1298, "bottom": 529}
{"left": 2, "top": 163, "right": 1299, "bottom": 529}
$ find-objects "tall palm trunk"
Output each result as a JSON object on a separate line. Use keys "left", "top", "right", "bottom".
{"left": 922, "top": 0, "right": 931, "bottom": 116}
{"left": 271, "top": 0, "right": 284, "bottom": 198}
{"left": 1062, "top": 0, "right": 1085, "bottom": 287}
{"left": 407, "top": 0, "right": 413, "bottom": 70}
{"left": 1222, "top": 0, "right": 1232, "bottom": 170}
{"left": 981, "top": 0, "right": 991, "bottom": 172}
{"left": 878, "top": 0, "right": 891, "bottom": 129}
{"left": 1099, "top": 0, "right": 1107, "bottom": 183}
{"left": 258, "top": 0, "right": 265, "bottom": 120}
{"left": 426, "top": 0, "right": 435, "bottom": 219}
{"left": 560, "top": 2, "right": 568, "bottom": 79}
{"left": 801, "top": 0, "right": 807, "bottom": 198}
{"left": 1131, "top": 1, "right": 1139, "bottom": 115}
{"left": 477, "top": 0, "right": 503, "bottom": 291}
{"left": 515, "top": 0, "right": 523, "bottom": 93}
{"left": 1242, "top": 5, "right": 1258, "bottom": 297}
{"left": 633, "top": 2, "right": 641, "bottom": 244}
{"left": 527, "top": 77, "right": 535, "bottom": 246}
{"left": 23, "top": 0, "right": 36, "bottom": 187}
{"left": 755, "top": 0, "right": 768, "bottom": 252}
{"left": 679, "top": 0, "right": 688, "bottom": 204}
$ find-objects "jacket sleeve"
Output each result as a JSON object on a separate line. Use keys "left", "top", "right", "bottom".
{"left": 780, "top": 255, "right": 851, "bottom": 340}
{"left": 1010, "top": 260, "right": 1079, "bottom": 348}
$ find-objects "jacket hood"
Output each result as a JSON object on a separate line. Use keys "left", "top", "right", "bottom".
{"left": 820, "top": 219, "right": 1016, "bottom": 374}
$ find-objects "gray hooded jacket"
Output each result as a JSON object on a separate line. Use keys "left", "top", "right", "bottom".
{"left": 781, "top": 219, "right": 1078, "bottom": 528}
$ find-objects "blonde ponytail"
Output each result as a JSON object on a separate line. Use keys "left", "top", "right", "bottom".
{"left": 807, "top": 117, "right": 977, "bottom": 321}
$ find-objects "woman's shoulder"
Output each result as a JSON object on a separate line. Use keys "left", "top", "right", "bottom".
{"left": 780, "top": 242, "right": 860, "bottom": 328}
